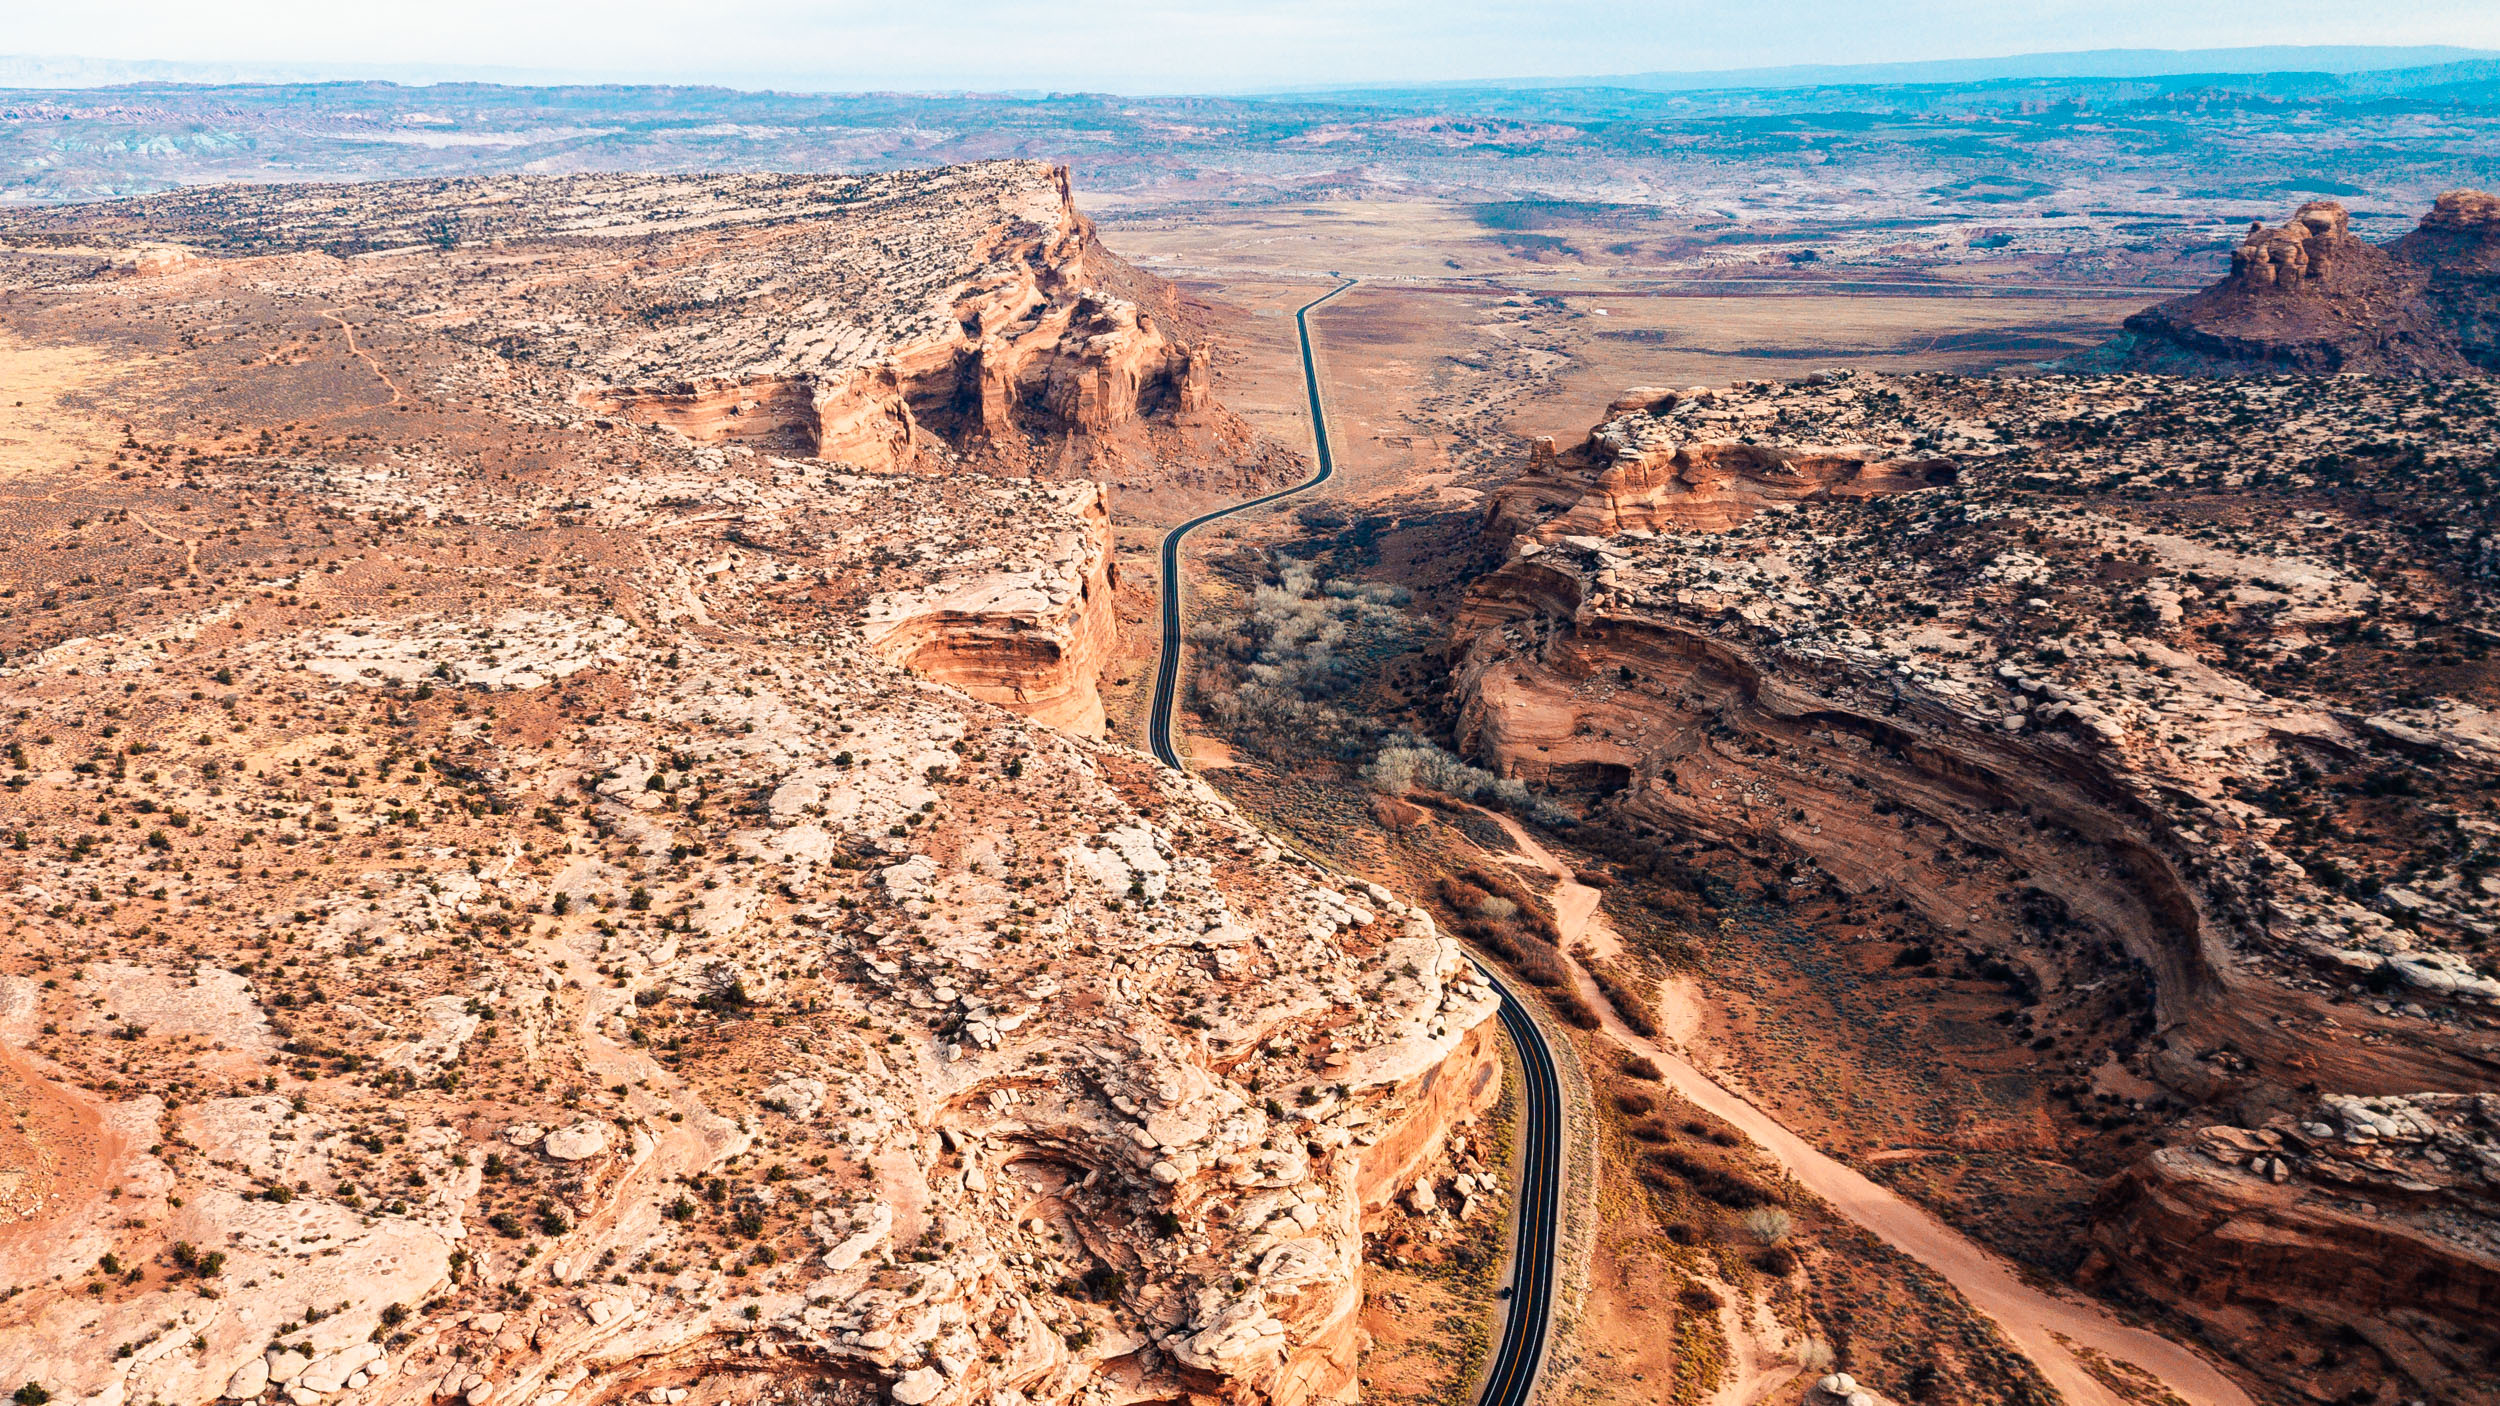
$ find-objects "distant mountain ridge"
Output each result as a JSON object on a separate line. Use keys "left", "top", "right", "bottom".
{"left": 9, "top": 43, "right": 2500, "bottom": 98}
{"left": 1267, "top": 45, "right": 2500, "bottom": 99}
{"left": 0, "top": 53, "right": 595, "bottom": 89}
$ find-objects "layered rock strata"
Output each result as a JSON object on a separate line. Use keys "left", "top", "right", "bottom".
{"left": 1450, "top": 370, "right": 2500, "bottom": 1395}
{"left": 0, "top": 160, "right": 1245, "bottom": 489}
{"left": 0, "top": 166, "right": 1493, "bottom": 1406}
{"left": 861, "top": 481, "right": 1122, "bottom": 737}
{"left": 2088, "top": 1093, "right": 2500, "bottom": 1384}
{"left": 558, "top": 164, "right": 1226, "bottom": 480}
{"left": 1493, "top": 385, "right": 1957, "bottom": 537}
{"left": 2101, "top": 190, "right": 2500, "bottom": 374}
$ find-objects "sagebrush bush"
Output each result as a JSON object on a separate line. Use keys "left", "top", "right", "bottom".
{"left": 1738, "top": 1206, "right": 1793, "bottom": 1245}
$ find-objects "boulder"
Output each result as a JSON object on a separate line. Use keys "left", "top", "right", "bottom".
{"left": 542, "top": 1122, "right": 609, "bottom": 1160}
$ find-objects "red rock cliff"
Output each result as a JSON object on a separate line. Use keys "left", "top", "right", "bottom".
{"left": 2106, "top": 190, "right": 2500, "bottom": 374}
{"left": 861, "top": 480, "right": 1121, "bottom": 737}
{"left": 590, "top": 166, "right": 1230, "bottom": 483}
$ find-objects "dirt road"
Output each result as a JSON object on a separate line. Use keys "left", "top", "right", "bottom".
{"left": 1480, "top": 810, "right": 2253, "bottom": 1406}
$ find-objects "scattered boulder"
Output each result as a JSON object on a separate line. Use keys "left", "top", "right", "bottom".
{"left": 541, "top": 1122, "right": 609, "bottom": 1160}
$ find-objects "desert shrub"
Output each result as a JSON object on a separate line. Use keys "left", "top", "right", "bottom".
{"left": 696, "top": 961, "right": 751, "bottom": 1012}
{"left": 1362, "top": 742, "right": 1566, "bottom": 823}
{"left": 1588, "top": 959, "right": 1660, "bottom": 1038}
{"left": 1622, "top": 1054, "right": 1663, "bottom": 1080}
{"left": 1646, "top": 1148, "right": 1775, "bottom": 1209}
{"left": 1738, "top": 1207, "right": 1792, "bottom": 1245}
{"left": 1549, "top": 986, "right": 1602, "bottom": 1029}
{"left": 1436, "top": 873, "right": 1600, "bottom": 1025}
{"left": 1192, "top": 559, "right": 1420, "bottom": 759}
{"left": 1459, "top": 866, "right": 1561, "bottom": 940}
{"left": 1458, "top": 918, "right": 1570, "bottom": 989}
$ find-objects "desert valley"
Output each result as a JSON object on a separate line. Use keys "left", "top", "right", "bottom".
{"left": 0, "top": 42, "right": 2498, "bottom": 1406}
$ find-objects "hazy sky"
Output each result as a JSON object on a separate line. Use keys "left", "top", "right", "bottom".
{"left": 18, "top": 0, "right": 2500, "bottom": 91}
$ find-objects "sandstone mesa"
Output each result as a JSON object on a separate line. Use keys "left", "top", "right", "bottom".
{"left": 0, "top": 161, "right": 1495, "bottom": 1406}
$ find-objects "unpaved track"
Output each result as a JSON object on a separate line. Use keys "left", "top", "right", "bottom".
{"left": 320, "top": 310, "right": 406, "bottom": 406}
{"left": 1480, "top": 810, "right": 2253, "bottom": 1406}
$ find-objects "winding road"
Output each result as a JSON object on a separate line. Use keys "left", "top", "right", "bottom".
{"left": 1145, "top": 279, "right": 1349, "bottom": 768}
{"left": 1143, "top": 279, "right": 1568, "bottom": 1406}
{"left": 1480, "top": 810, "right": 2253, "bottom": 1406}
{"left": 1140, "top": 275, "right": 2243, "bottom": 1406}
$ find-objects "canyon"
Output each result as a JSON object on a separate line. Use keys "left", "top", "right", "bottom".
{"left": 1443, "top": 359, "right": 2500, "bottom": 1401}
{"left": 8, "top": 144, "right": 2500, "bottom": 1406}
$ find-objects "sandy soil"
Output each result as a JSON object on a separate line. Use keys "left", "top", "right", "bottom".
{"left": 1111, "top": 200, "right": 2144, "bottom": 493}
{"left": 0, "top": 1039, "right": 127, "bottom": 1273}
{"left": 0, "top": 333, "right": 126, "bottom": 484}
{"left": 1476, "top": 810, "right": 2254, "bottom": 1406}
{"left": 1505, "top": 290, "right": 2129, "bottom": 444}
{"left": 1492, "top": 847, "right": 1620, "bottom": 963}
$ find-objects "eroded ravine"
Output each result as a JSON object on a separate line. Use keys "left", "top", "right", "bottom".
{"left": 1476, "top": 809, "right": 2255, "bottom": 1406}
{"left": 1147, "top": 279, "right": 1567, "bottom": 1406}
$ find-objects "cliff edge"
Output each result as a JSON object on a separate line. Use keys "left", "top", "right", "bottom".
{"left": 2088, "top": 191, "right": 2500, "bottom": 375}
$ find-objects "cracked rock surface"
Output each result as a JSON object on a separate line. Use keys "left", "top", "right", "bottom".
{"left": 0, "top": 163, "right": 1497, "bottom": 1406}
{"left": 1455, "top": 367, "right": 2500, "bottom": 1394}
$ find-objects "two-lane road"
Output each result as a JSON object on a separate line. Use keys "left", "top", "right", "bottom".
{"left": 1142, "top": 275, "right": 2249, "bottom": 1406}
{"left": 1145, "top": 279, "right": 1349, "bottom": 768}
{"left": 1142, "top": 279, "right": 1566, "bottom": 1406}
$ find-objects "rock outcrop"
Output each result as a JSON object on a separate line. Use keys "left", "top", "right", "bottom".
{"left": 2087, "top": 1093, "right": 2500, "bottom": 1390}
{"left": 2093, "top": 190, "right": 2500, "bottom": 374}
{"left": 1449, "top": 370, "right": 2500, "bottom": 1398}
{"left": 3, "top": 160, "right": 1261, "bottom": 492}
{"left": 566, "top": 165, "right": 1227, "bottom": 480}
{"left": 1491, "top": 384, "right": 1955, "bottom": 537}
{"left": 0, "top": 164, "right": 1495, "bottom": 1406}
{"left": 861, "top": 481, "right": 1122, "bottom": 737}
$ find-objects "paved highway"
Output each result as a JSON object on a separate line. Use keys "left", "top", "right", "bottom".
{"left": 1145, "top": 279, "right": 1349, "bottom": 769}
{"left": 1143, "top": 277, "right": 1564, "bottom": 1406}
{"left": 1476, "top": 975, "right": 1563, "bottom": 1406}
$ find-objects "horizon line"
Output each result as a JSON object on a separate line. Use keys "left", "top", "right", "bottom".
{"left": 3, "top": 41, "right": 2498, "bottom": 100}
